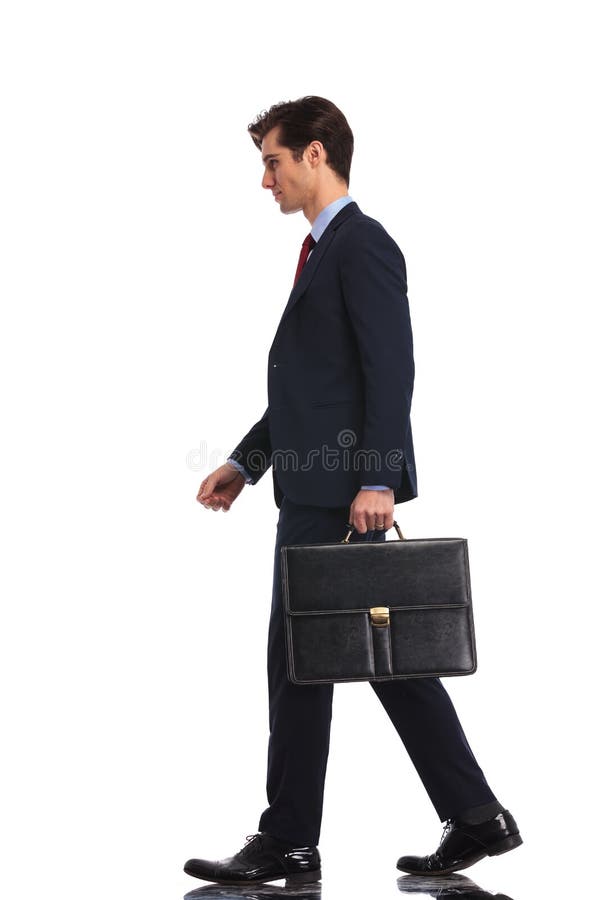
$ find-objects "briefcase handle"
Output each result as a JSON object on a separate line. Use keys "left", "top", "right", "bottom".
{"left": 341, "top": 520, "right": 405, "bottom": 544}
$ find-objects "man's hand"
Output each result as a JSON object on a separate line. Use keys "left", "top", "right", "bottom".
{"left": 196, "top": 463, "right": 246, "bottom": 512}
{"left": 349, "top": 488, "right": 395, "bottom": 534}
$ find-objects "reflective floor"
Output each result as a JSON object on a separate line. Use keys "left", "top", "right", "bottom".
{"left": 184, "top": 873, "right": 516, "bottom": 899}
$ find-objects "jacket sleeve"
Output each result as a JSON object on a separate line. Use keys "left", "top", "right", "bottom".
{"left": 340, "top": 221, "right": 415, "bottom": 489}
{"left": 228, "top": 407, "right": 272, "bottom": 485}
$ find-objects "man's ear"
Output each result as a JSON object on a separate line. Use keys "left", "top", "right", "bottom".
{"left": 305, "top": 140, "right": 326, "bottom": 170}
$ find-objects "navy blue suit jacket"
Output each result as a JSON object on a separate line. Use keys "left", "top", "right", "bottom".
{"left": 229, "top": 201, "right": 418, "bottom": 509}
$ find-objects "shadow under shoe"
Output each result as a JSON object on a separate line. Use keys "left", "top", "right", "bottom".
{"left": 184, "top": 833, "right": 322, "bottom": 886}
{"left": 396, "top": 810, "right": 522, "bottom": 877}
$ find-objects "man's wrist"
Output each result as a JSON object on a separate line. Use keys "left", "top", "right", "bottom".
{"left": 226, "top": 458, "right": 253, "bottom": 484}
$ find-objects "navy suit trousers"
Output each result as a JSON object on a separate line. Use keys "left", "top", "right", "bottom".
{"left": 257, "top": 496, "right": 497, "bottom": 846}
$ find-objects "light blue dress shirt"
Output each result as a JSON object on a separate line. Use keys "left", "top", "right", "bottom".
{"left": 227, "top": 196, "right": 390, "bottom": 492}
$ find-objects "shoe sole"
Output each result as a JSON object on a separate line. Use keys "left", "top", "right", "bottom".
{"left": 396, "top": 833, "right": 523, "bottom": 876}
{"left": 183, "top": 867, "right": 322, "bottom": 886}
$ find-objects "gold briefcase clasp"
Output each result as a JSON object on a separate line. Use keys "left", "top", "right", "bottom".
{"left": 370, "top": 606, "right": 390, "bottom": 627}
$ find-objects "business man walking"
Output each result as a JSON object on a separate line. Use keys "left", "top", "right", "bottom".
{"left": 185, "top": 97, "right": 522, "bottom": 885}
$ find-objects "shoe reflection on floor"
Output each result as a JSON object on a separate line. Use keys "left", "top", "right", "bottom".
{"left": 183, "top": 874, "right": 516, "bottom": 900}
{"left": 184, "top": 880, "right": 322, "bottom": 900}
{"left": 397, "top": 873, "right": 515, "bottom": 897}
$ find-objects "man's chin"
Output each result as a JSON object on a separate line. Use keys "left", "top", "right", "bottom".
{"left": 277, "top": 198, "right": 302, "bottom": 215}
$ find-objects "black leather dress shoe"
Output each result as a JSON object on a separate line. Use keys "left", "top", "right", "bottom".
{"left": 184, "top": 832, "right": 321, "bottom": 885}
{"left": 396, "top": 810, "right": 522, "bottom": 876}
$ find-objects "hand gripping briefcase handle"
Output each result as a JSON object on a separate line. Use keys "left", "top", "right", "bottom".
{"left": 281, "top": 519, "right": 477, "bottom": 685}
{"left": 341, "top": 520, "right": 405, "bottom": 544}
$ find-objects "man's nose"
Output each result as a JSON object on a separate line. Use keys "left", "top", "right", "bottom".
{"left": 262, "top": 168, "right": 275, "bottom": 190}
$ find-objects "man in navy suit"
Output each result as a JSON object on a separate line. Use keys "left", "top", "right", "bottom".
{"left": 185, "top": 97, "right": 521, "bottom": 885}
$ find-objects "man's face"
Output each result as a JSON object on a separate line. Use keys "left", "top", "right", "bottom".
{"left": 260, "top": 127, "right": 313, "bottom": 215}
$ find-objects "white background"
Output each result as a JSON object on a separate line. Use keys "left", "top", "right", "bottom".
{"left": 1, "top": 2, "right": 598, "bottom": 899}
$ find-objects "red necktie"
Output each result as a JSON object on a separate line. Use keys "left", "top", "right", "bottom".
{"left": 293, "top": 233, "right": 316, "bottom": 286}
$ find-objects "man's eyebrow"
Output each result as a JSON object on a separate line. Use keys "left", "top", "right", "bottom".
{"left": 262, "top": 153, "right": 279, "bottom": 164}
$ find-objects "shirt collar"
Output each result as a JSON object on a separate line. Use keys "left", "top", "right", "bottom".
{"left": 311, "top": 195, "right": 354, "bottom": 243}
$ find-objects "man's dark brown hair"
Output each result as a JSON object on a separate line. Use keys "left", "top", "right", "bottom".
{"left": 248, "top": 96, "right": 354, "bottom": 186}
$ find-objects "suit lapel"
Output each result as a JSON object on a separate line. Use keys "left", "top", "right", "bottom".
{"left": 276, "top": 201, "right": 360, "bottom": 330}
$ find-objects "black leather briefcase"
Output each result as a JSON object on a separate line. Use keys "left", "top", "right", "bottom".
{"left": 281, "top": 522, "right": 476, "bottom": 685}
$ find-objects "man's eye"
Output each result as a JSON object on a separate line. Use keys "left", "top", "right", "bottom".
{"left": 270, "top": 160, "right": 277, "bottom": 168}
